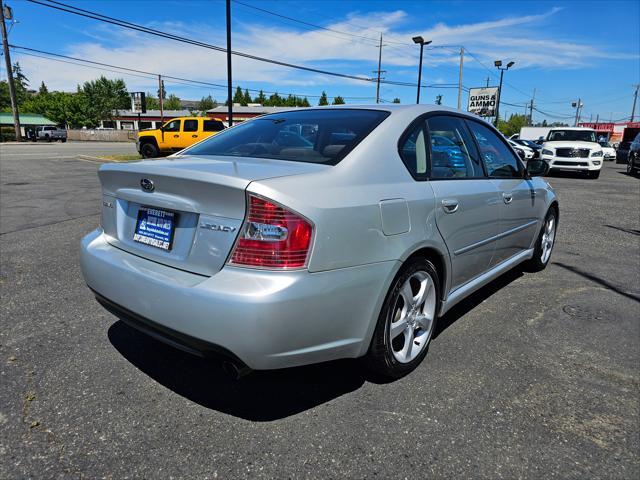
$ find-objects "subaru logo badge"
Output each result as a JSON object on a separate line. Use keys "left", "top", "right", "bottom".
{"left": 140, "top": 178, "right": 154, "bottom": 192}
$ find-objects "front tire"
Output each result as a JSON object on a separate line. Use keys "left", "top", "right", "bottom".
{"left": 364, "top": 257, "right": 440, "bottom": 380}
{"left": 140, "top": 142, "right": 159, "bottom": 158}
{"left": 587, "top": 170, "right": 600, "bottom": 179}
{"left": 523, "top": 208, "right": 557, "bottom": 272}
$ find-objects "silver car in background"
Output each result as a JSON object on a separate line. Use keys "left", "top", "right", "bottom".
{"left": 80, "top": 105, "right": 558, "bottom": 379}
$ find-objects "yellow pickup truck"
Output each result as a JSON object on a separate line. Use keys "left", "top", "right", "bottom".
{"left": 137, "top": 117, "right": 226, "bottom": 158}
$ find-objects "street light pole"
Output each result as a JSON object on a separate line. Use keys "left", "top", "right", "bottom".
{"left": 493, "top": 60, "right": 514, "bottom": 127}
{"left": 412, "top": 36, "right": 431, "bottom": 104}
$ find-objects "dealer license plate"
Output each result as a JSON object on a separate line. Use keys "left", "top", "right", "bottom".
{"left": 133, "top": 207, "right": 176, "bottom": 251}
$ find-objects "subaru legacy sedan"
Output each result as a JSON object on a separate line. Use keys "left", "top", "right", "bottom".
{"left": 80, "top": 105, "right": 558, "bottom": 379}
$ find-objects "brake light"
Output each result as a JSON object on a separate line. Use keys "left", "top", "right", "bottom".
{"left": 229, "top": 194, "right": 313, "bottom": 269}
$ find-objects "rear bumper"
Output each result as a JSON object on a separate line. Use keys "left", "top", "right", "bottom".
{"left": 80, "top": 229, "right": 397, "bottom": 370}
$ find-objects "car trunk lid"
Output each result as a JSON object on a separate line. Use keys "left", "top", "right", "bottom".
{"left": 98, "top": 155, "right": 329, "bottom": 276}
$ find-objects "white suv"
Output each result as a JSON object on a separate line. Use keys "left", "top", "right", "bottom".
{"left": 540, "top": 127, "right": 603, "bottom": 179}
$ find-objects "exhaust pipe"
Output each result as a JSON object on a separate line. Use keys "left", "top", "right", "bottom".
{"left": 221, "top": 360, "right": 251, "bottom": 379}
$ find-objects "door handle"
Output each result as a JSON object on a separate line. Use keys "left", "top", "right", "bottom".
{"left": 192, "top": 134, "right": 198, "bottom": 138}
{"left": 503, "top": 192, "right": 513, "bottom": 204}
{"left": 441, "top": 199, "right": 459, "bottom": 214}
{"left": 173, "top": 134, "right": 179, "bottom": 138}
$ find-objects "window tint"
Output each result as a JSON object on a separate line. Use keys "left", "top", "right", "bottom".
{"left": 163, "top": 120, "right": 180, "bottom": 132}
{"left": 427, "top": 116, "right": 483, "bottom": 178}
{"left": 203, "top": 120, "right": 225, "bottom": 132}
{"left": 467, "top": 120, "right": 523, "bottom": 178}
{"left": 183, "top": 119, "right": 198, "bottom": 132}
{"left": 399, "top": 122, "right": 428, "bottom": 178}
{"left": 186, "top": 109, "right": 389, "bottom": 165}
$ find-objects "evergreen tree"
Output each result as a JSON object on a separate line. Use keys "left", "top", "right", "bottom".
{"left": 39, "top": 81, "right": 49, "bottom": 95}
{"left": 243, "top": 89, "right": 252, "bottom": 105}
{"left": 332, "top": 96, "right": 345, "bottom": 105}
{"left": 267, "top": 92, "right": 282, "bottom": 106}
{"left": 232, "top": 86, "right": 244, "bottom": 105}
{"left": 254, "top": 90, "right": 267, "bottom": 105}
{"left": 318, "top": 91, "right": 328, "bottom": 106}
{"left": 300, "top": 97, "right": 310, "bottom": 107}
{"left": 198, "top": 95, "right": 216, "bottom": 111}
{"left": 392, "top": 98, "right": 401, "bottom": 103}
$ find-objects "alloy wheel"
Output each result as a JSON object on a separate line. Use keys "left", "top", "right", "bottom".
{"left": 541, "top": 215, "right": 556, "bottom": 264}
{"left": 389, "top": 271, "right": 437, "bottom": 363}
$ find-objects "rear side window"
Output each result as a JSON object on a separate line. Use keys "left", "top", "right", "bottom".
{"left": 466, "top": 120, "right": 523, "bottom": 178}
{"left": 185, "top": 109, "right": 390, "bottom": 165}
{"left": 399, "top": 122, "right": 429, "bottom": 179}
{"left": 203, "top": 120, "right": 225, "bottom": 132}
{"left": 183, "top": 119, "right": 198, "bottom": 132}
{"left": 427, "top": 116, "right": 483, "bottom": 179}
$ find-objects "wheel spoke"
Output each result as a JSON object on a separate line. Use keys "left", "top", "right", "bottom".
{"left": 401, "top": 327, "right": 415, "bottom": 361}
{"left": 400, "top": 281, "right": 414, "bottom": 307}
{"left": 390, "top": 318, "right": 409, "bottom": 339}
{"left": 413, "top": 276, "right": 430, "bottom": 307}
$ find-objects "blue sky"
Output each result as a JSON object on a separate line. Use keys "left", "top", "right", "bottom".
{"left": 4, "top": 0, "right": 640, "bottom": 123}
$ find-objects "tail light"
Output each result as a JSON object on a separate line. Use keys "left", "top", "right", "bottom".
{"left": 229, "top": 194, "right": 313, "bottom": 269}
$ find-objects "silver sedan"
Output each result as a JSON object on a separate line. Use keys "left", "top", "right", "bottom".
{"left": 80, "top": 105, "right": 558, "bottom": 379}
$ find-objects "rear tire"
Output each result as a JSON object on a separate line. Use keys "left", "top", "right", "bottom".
{"left": 61, "top": 138, "right": 67, "bottom": 143}
{"left": 140, "top": 142, "right": 159, "bottom": 158}
{"left": 45, "top": 135, "right": 51, "bottom": 143}
{"left": 364, "top": 257, "right": 440, "bottom": 380}
{"left": 523, "top": 208, "right": 557, "bottom": 272}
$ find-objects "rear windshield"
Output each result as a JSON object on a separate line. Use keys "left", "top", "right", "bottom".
{"left": 184, "top": 109, "right": 390, "bottom": 164}
{"left": 547, "top": 130, "right": 597, "bottom": 142}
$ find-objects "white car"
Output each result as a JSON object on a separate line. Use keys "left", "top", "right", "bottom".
{"left": 508, "top": 139, "right": 534, "bottom": 159}
{"left": 598, "top": 141, "right": 616, "bottom": 161}
{"left": 540, "top": 127, "right": 604, "bottom": 179}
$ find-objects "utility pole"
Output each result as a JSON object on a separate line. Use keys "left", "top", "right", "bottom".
{"left": 486, "top": 76, "right": 490, "bottom": 88}
{"left": 573, "top": 98, "right": 582, "bottom": 127}
{"left": 528, "top": 88, "right": 536, "bottom": 126}
{"left": 226, "top": 0, "right": 233, "bottom": 127}
{"left": 0, "top": 0, "right": 21, "bottom": 141}
{"left": 631, "top": 84, "right": 639, "bottom": 122}
{"left": 158, "top": 75, "right": 164, "bottom": 124}
{"left": 374, "top": 34, "right": 385, "bottom": 104}
{"left": 457, "top": 47, "right": 464, "bottom": 110}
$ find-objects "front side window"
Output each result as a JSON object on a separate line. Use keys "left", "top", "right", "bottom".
{"left": 467, "top": 120, "right": 523, "bottom": 178}
{"left": 185, "top": 109, "right": 389, "bottom": 165}
{"left": 183, "top": 119, "right": 198, "bottom": 132}
{"left": 427, "top": 116, "right": 483, "bottom": 179}
{"left": 163, "top": 120, "right": 180, "bottom": 132}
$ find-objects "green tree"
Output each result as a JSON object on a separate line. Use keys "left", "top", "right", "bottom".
{"left": 300, "top": 97, "right": 310, "bottom": 107}
{"left": 157, "top": 82, "right": 166, "bottom": 101}
{"left": 38, "top": 81, "right": 49, "bottom": 95}
{"left": 197, "top": 95, "right": 216, "bottom": 111}
{"left": 497, "top": 113, "right": 528, "bottom": 137}
{"left": 81, "top": 76, "right": 130, "bottom": 126}
{"left": 232, "top": 86, "right": 244, "bottom": 105}
{"left": 0, "top": 81, "right": 10, "bottom": 111}
{"left": 243, "top": 89, "right": 252, "bottom": 105}
{"left": 267, "top": 92, "right": 282, "bottom": 106}
{"left": 254, "top": 90, "right": 267, "bottom": 105}
{"left": 145, "top": 93, "right": 159, "bottom": 110}
{"left": 164, "top": 94, "right": 182, "bottom": 110}
{"left": 318, "top": 91, "right": 328, "bottom": 106}
{"left": 332, "top": 95, "right": 345, "bottom": 105}
{"left": 392, "top": 97, "right": 401, "bottom": 103}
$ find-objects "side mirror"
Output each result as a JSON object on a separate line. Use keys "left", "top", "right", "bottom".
{"left": 527, "top": 159, "right": 549, "bottom": 177}
{"left": 516, "top": 149, "right": 526, "bottom": 160}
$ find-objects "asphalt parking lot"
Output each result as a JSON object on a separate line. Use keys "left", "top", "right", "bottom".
{"left": 1, "top": 142, "right": 639, "bottom": 479}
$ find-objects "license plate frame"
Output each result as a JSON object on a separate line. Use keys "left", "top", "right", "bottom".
{"left": 133, "top": 206, "right": 177, "bottom": 251}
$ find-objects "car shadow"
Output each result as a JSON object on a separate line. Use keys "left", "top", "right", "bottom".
{"left": 107, "top": 267, "right": 525, "bottom": 421}
{"left": 433, "top": 267, "right": 523, "bottom": 339}
{"left": 108, "top": 320, "right": 367, "bottom": 421}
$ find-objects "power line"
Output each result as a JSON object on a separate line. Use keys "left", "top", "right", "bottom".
{"left": 10, "top": 44, "right": 378, "bottom": 100}
{"left": 26, "top": 0, "right": 421, "bottom": 89}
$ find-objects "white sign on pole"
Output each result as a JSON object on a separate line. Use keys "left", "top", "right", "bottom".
{"left": 467, "top": 87, "right": 499, "bottom": 117}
